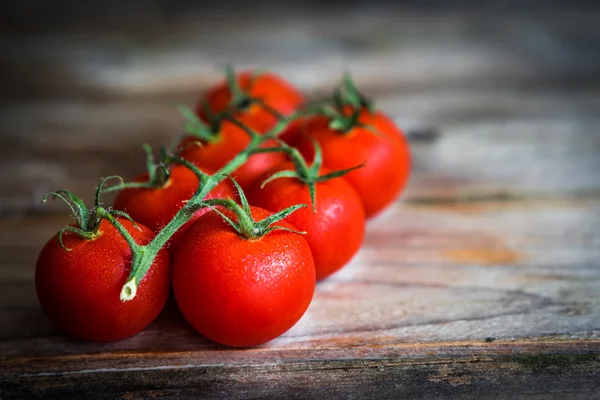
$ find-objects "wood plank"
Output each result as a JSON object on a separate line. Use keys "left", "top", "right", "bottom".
{"left": 2, "top": 199, "right": 599, "bottom": 345}
{"left": 1, "top": 198, "right": 600, "bottom": 397}
{"left": 2, "top": 10, "right": 599, "bottom": 100}
{"left": 2, "top": 102, "right": 599, "bottom": 214}
{"left": 2, "top": 341, "right": 600, "bottom": 399}
{"left": 2, "top": 8, "right": 599, "bottom": 214}
{"left": 2, "top": 6, "right": 600, "bottom": 397}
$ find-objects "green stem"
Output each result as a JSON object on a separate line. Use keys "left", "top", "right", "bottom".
{"left": 201, "top": 179, "right": 307, "bottom": 240}
{"left": 42, "top": 179, "right": 142, "bottom": 253}
{"left": 316, "top": 72, "right": 377, "bottom": 134}
{"left": 340, "top": 71, "right": 374, "bottom": 113}
{"left": 118, "top": 123, "right": 261, "bottom": 301}
{"left": 42, "top": 191, "right": 88, "bottom": 228}
{"left": 221, "top": 114, "right": 260, "bottom": 139}
{"left": 163, "top": 153, "right": 211, "bottom": 188}
{"left": 201, "top": 198, "right": 256, "bottom": 238}
{"left": 103, "top": 146, "right": 171, "bottom": 193}
{"left": 224, "top": 64, "right": 246, "bottom": 104}
{"left": 95, "top": 176, "right": 125, "bottom": 208}
{"left": 117, "top": 101, "right": 331, "bottom": 301}
{"left": 119, "top": 202, "right": 202, "bottom": 301}
{"left": 96, "top": 207, "right": 140, "bottom": 253}
{"left": 180, "top": 105, "right": 220, "bottom": 143}
{"left": 257, "top": 138, "right": 364, "bottom": 212}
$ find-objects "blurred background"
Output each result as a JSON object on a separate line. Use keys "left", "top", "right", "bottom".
{"left": 1, "top": 0, "right": 599, "bottom": 214}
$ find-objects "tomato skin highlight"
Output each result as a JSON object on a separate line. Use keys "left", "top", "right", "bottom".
{"left": 247, "top": 162, "right": 365, "bottom": 280}
{"left": 178, "top": 120, "right": 286, "bottom": 191}
{"left": 292, "top": 109, "right": 411, "bottom": 218}
{"left": 173, "top": 206, "right": 315, "bottom": 347}
{"left": 197, "top": 70, "right": 305, "bottom": 143}
{"left": 113, "top": 165, "right": 234, "bottom": 250}
{"left": 35, "top": 219, "right": 171, "bottom": 342}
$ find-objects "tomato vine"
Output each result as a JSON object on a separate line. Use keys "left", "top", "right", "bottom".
{"left": 40, "top": 67, "right": 399, "bottom": 303}
{"left": 112, "top": 105, "right": 327, "bottom": 301}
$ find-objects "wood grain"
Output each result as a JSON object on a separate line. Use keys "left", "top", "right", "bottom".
{"left": 2, "top": 4, "right": 600, "bottom": 398}
{"left": 2, "top": 112, "right": 600, "bottom": 215}
{"left": 3, "top": 342, "right": 600, "bottom": 399}
{"left": 2, "top": 199, "right": 600, "bottom": 398}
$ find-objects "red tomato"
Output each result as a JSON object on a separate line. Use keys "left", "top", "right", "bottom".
{"left": 292, "top": 108, "right": 411, "bottom": 218}
{"left": 247, "top": 162, "right": 365, "bottom": 280}
{"left": 178, "top": 120, "right": 286, "bottom": 191}
{"left": 113, "top": 165, "right": 234, "bottom": 250}
{"left": 197, "top": 70, "right": 305, "bottom": 142}
{"left": 173, "top": 206, "right": 315, "bottom": 347}
{"left": 35, "top": 218, "right": 170, "bottom": 342}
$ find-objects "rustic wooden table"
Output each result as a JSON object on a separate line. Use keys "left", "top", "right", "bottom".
{"left": 1, "top": 5, "right": 600, "bottom": 399}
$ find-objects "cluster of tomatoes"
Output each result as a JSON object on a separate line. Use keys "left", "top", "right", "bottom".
{"left": 35, "top": 68, "right": 411, "bottom": 347}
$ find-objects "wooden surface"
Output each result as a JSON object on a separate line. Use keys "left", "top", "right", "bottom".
{"left": 1, "top": 4, "right": 600, "bottom": 399}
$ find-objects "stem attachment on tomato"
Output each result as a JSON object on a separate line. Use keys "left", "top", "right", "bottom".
{"left": 103, "top": 144, "right": 171, "bottom": 193}
{"left": 339, "top": 72, "right": 374, "bottom": 113}
{"left": 203, "top": 176, "right": 306, "bottom": 240}
{"left": 103, "top": 142, "right": 212, "bottom": 193}
{"left": 118, "top": 104, "right": 325, "bottom": 302}
{"left": 212, "top": 66, "right": 286, "bottom": 125}
{"left": 95, "top": 207, "right": 140, "bottom": 253}
{"left": 258, "top": 138, "right": 364, "bottom": 212}
{"left": 42, "top": 176, "right": 140, "bottom": 251}
{"left": 319, "top": 72, "right": 381, "bottom": 135}
{"left": 224, "top": 65, "right": 261, "bottom": 112}
{"left": 161, "top": 148, "right": 212, "bottom": 189}
{"left": 118, "top": 200, "right": 204, "bottom": 302}
{"left": 180, "top": 105, "right": 220, "bottom": 143}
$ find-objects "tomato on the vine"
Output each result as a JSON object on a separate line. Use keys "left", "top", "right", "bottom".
{"left": 36, "top": 218, "right": 170, "bottom": 342}
{"left": 173, "top": 205, "right": 315, "bottom": 347}
{"left": 247, "top": 161, "right": 365, "bottom": 280}
{"left": 177, "top": 119, "right": 286, "bottom": 191}
{"left": 292, "top": 107, "right": 411, "bottom": 218}
{"left": 197, "top": 69, "right": 305, "bottom": 142}
{"left": 113, "top": 164, "right": 234, "bottom": 249}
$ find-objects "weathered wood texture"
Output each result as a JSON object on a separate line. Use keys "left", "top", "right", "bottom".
{"left": 2, "top": 9, "right": 600, "bottom": 214}
{"left": 1, "top": 4, "right": 600, "bottom": 399}
{"left": 2, "top": 201, "right": 600, "bottom": 398}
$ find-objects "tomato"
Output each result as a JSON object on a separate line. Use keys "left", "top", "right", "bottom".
{"left": 113, "top": 164, "right": 234, "bottom": 250}
{"left": 247, "top": 162, "right": 365, "bottom": 280}
{"left": 292, "top": 108, "right": 411, "bottom": 218}
{"left": 178, "top": 120, "right": 286, "bottom": 191}
{"left": 197, "top": 70, "right": 305, "bottom": 142}
{"left": 35, "top": 218, "right": 171, "bottom": 342}
{"left": 173, "top": 206, "right": 315, "bottom": 347}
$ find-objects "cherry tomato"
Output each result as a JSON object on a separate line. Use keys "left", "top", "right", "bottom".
{"left": 35, "top": 218, "right": 171, "bottom": 342}
{"left": 113, "top": 165, "right": 234, "bottom": 250}
{"left": 173, "top": 206, "right": 315, "bottom": 347}
{"left": 247, "top": 162, "right": 365, "bottom": 280}
{"left": 197, "top": 70, "right": 305, "bottom": 142}
{"left": 292, "top": 108, "right": 411, "bottom": 218}
{"left": 178, "top": 120, "right": 286, "bottom": 191}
